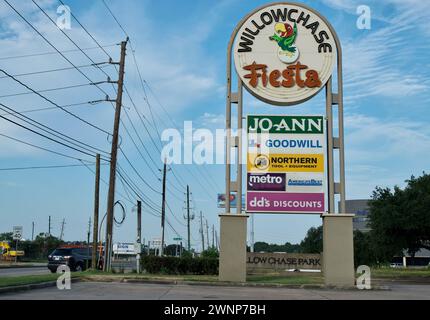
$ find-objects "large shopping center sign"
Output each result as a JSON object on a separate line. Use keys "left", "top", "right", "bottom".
{"left": 246, "top": 115, "right": 325, "bottom": 214}
{"left": 221, "top": 2, "right": 354, "bottom": 287}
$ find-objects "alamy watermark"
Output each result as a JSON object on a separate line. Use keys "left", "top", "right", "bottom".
{"left": 356, "top": 5, "right": 371, "bottom": 30}
{"left": 56, "top": 5, "right": 72, "bottom": 30}
{"left": 57, "top": 265, "right": 71, "bottom": 290}
{"left": 356, "top": 265, "right": 371, "bottom": 290}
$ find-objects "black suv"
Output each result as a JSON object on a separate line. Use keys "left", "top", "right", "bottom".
{"left": 48, "top": 247, "right": 96, "bottom": 273}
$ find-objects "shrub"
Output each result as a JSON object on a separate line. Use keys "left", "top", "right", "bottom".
{"left": 141, "top": 255, "right": 218, "bottom": 275}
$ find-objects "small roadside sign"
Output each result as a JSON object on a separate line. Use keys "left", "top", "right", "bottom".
{"left": 13, "top": 226, "right": 23, "bottom": 240}
{"left": 173, "top": 237, "right": 182, "bottom": 241}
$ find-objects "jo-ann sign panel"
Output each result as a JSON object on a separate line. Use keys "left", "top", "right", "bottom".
{"left": 246, "top": 115, "right": 325, "bottom": 214}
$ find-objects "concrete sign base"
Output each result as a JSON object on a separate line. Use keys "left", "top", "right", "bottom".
{"left": 322, "top": 214, "right": 355, "bottom": 287}
{"left": 219, "top": 214, "right": 249, "bottom": 282}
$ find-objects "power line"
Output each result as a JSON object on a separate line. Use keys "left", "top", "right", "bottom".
{"left": 31, "top": 0, "right": 114, "bottom": 82}
{"left": 0, "top": 62, "right": 108, "bottom": 80}
{"left": 0, "top": 115, "right": 106, "bottom": 160}
{"left": 57, "top": 0, "right": 113, "bottom": 60}
{"left": 0, "top": 164, "right": 100, "bottom": 171}
{"left": 0, "top": 44, "right": 118, "bottom": 61}
{"left": 55, "top": 0, "right": 187, "bottom": 239}
{"left": 118, "top": 147, "right": 161, "bottom": 195}
{"left": 4, "top": 0, "right": 112, "bottom": 99}
{"left": 0, "top": 82, "right": 97, "bottom": 99}
{"left": 0, "top": 102, "right": 111, "bottom": 157}
{"left": 101, "top": 0, "right": 129, "bottom": 37}
{"left": 0, "top": 68, "right": 111, "bottom": 136}
{"left": 0, "top": 101, "right": 106, "bottom": 117}
{"left": 0, "top": 133, "right": 95, "bottom": 162}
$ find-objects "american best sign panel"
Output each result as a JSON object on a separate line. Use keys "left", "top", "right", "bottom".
{"left": 246, "top": 115, "right": 325, "bottom": 214}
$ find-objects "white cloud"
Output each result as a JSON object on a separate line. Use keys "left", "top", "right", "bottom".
{"left": 344, "top": 113, "right": 430, "bottom": 197}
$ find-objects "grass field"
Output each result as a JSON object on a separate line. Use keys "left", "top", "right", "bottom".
{"left": 0, "top": 274, "right": 59, "bottom": 288}
{"left": 372, "top": 267, "right": 430, "bottom": 279}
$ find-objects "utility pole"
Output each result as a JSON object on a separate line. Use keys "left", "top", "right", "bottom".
{"left": 160, "top": 160, "right": 167, "bottom": 257}
{"left": 87, "top": 217, "right": 91, "bottom": 270}
{"left": 215, "top": 230, "right": 219, "bottom": 251}
{"left": 212, "top": 225, "right": 215, "bottom": 249}
{"left": 48, "top": 216, "right": 51, "bottom": 236}
{"left": 136, "top": 201, "right": 142, "bottom": 273}
{"left": 104, "top": 40, "right": 127, "bottom": 272}
{"left": 250, "top": 214, "right": 255, "bottom": 253}
{"left": 186, "top": 185, "right": 191, "bottom": 252}
{"left": 31, "top": 222, "right": 34, "bottom": 241}
{"left": 199, "top": 211, "right": 205, "bottom": 252}
{"left": 60, "top": 219, "right": 65, "bottom": 241}
{"left": 92, "top": 154, "right": 100, "bottom": 270}
{"left": 205, "top": 219, "right": 210, "bottom": 250}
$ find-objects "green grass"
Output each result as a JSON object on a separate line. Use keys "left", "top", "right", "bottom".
{"left": 0, "top": 274, "right": 59, "bottom": 288}
{"left": 371, "top": 267, "right": 430, "bottom": 279}
{"left": 0, "top": 272, "right": 83, "bottom": 288}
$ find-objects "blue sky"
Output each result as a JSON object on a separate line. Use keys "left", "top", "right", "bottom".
{"left": 0, "top": 0, "right": 429, "bottom": 248}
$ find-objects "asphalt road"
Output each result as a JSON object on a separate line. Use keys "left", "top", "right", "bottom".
{"left": 0, "top": 267, "right": 49, "bottom": 277}
{"left": 1, "top": 281, "right": 430, "bottom": 300}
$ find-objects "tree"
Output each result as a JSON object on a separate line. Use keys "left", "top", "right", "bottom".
{"left": 0, "top": 232, "right": 13, "bottom": 242}
{"left": 201, "top": 248, "right": 219, "bottom": 258}
{"left": 253, "top": 241, "right": 301, "bottom": 253}
{"left": 164, "top": 244, "right": 182, "bottom": 256}
{"left": 300, "top": 226, "right": 323, "bottom": 253}
{"left": 369, "top": 173, "right": 430, "bottom": 262}
{"left": 353, "top": 230, "right": 378, "bottom": 267}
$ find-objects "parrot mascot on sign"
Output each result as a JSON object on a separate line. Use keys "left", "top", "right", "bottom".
{"left": 269, "top": 22, "right": 298, "bottom": 53}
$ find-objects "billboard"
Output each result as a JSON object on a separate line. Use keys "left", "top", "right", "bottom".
{"left": 246, "top": 115, "right": 325, "bottom": 214}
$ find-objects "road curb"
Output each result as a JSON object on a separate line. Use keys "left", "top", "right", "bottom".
{"left": 0, "top": 278, "right": 81, "bottom": 295}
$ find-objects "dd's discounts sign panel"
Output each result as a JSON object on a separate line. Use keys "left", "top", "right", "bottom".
{"left": 246, "top": 115, "right": 326, "bottom": 214}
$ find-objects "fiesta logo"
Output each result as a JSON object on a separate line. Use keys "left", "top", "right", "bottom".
{"left": 288, "top": 179, "right": 323, "bottom": 186}
{"left": 270, "top": 22, "right": 300, "bottom": 64}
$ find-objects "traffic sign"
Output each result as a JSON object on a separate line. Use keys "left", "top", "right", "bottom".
{"left": 13, "top": 226, "right": 23, "bottom": 240}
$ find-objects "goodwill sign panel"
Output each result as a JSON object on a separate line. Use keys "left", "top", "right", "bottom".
{"left": 246, "top": 115, "right": 326, "bottom": 214}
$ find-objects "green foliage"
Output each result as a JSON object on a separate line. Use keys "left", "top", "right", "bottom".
{"left": 18, "top": 234, "right": 64, "bottom": 260}
{"left": 141, "top": 255, "right": 218, "bottom": 275}
{"left": 164, "top": 244, "right": 183, "bottom": 256}
{"left": 300, "top": 226, "right": 323, "bottom": 254}
{"left": 201, "top": 248, "right": 219, "bottom": 258}
{"left": 181, "top": 250, "right": 193, "bottom": 259}
{"left": 369, "top": 173, "right": 430, "bottom": 262}
{"left": 0, "top": 232, "right": 13, "bottom": 242}
{"left": 253, "top": 241, "right": 301, "bottom": 253}
{"left": 353, "top": 230, "right": 379, "bottom": 267}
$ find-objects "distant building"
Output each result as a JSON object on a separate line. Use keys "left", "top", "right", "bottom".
{"left": 342, "top": 199, "right": 372, "bottom": 232}
{"left": 392, "top": 249, "right": 430, "bottom": 267}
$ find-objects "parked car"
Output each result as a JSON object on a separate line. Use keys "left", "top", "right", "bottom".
{"left": 390, "top": 263, "right": 403, "bottom": 268}
{"left": 48, "top": 247, "right": 100, "bottom": 273}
